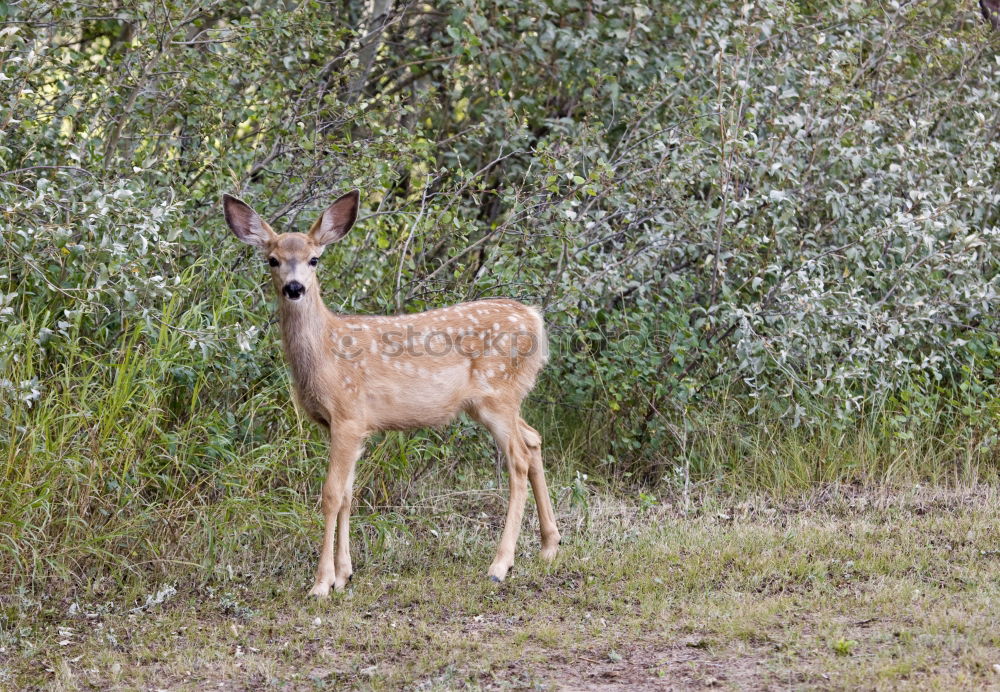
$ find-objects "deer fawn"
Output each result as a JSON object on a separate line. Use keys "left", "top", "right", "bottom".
{"left": 222, "top": 190, "right": 560, "bottom": 596}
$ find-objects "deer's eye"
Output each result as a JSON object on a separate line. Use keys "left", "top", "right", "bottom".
{"left": 268, "top": 257, "right": 279, "bottom": 267}
{"left": 309, "top": 257, "right": 319, "bottom": 267}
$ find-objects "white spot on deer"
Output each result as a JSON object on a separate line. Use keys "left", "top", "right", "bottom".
{"left": 507, "top": 315, "right": 518, "bottom": 323}
{"left": 493, "top": 322, "right": 500, "bottom": 331}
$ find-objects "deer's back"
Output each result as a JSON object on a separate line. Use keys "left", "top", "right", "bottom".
{"left": 303, "top": 299, "right": 548, "bottom": 431}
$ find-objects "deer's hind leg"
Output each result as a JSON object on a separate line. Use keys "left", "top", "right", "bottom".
{"left": 519, "top": 418, "right": 560, "bottom": 561}
{"left": 469, "top": 398, "right": 530, "bottom": 582}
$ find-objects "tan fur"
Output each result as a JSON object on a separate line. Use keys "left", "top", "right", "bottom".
{"left": 223, "top": 192, "right": 560, "bottom": 596}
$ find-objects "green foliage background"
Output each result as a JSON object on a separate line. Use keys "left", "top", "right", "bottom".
{"left": 1, "top": 0, "right": 998, "bottom": 588}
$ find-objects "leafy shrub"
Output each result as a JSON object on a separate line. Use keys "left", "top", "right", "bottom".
{"left": 0, "top": 0, "right": 997, "bottom": 586}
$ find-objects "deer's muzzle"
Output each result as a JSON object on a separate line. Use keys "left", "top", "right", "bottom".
{"left": 283, "top": 281, "right": 305, "bottom": 300}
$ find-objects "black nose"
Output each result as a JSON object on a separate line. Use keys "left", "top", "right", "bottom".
{"left": 283, "top": 281, "right": 305, "bottom": 299}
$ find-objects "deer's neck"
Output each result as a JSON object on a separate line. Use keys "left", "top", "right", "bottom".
{"left": 278, "top": 289, "right": 338, "bottom": 390}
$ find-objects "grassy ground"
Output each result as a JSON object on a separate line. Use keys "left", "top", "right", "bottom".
{"left": 3, "top": 483, "right": 1000, "bottom": 690}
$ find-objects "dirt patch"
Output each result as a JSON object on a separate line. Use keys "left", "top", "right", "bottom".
{"left": 531, "top": 638, "right": 772, "bottom": 691}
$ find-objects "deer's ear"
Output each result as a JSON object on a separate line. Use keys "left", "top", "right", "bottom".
{"left": 309, "top": 190, "right": 359, "bottom": 246}
{"left": 222, "top": 194, "right": 276, "bottom": 247}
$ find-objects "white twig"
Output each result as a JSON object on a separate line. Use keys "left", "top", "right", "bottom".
{"left": 394, "top": 178, "right": 434, "bottom": 310}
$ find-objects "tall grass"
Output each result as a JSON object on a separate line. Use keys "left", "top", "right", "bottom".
{"left": 533, "top": 373, "right": 999, "bottom": 495}
{"left": 0, "top": 292, "right": 501, "bottom": 594}
{"left": 2, "top": 259, "right": 997, "bottom": 598}
{"left": 6, "top": 301, "right": 994, "bottom": 600}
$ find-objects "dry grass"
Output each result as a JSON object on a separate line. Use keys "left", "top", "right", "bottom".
{"left": 3, "top": 484, "right": 1000, "bottom": 690}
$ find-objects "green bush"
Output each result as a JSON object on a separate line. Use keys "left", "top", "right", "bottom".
{"left": 1, "top": 0, "right": 997, "bottom": 586}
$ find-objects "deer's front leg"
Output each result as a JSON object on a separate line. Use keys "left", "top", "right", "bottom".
{"left": 309, "top": 425, "right": 364, "bottom": 598}
{"left": 334, "top": 463, "right": 356, "bottom": 589}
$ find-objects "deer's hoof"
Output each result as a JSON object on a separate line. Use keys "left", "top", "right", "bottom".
{"left": 488, "top": 562, "right": 510, "bottom": 582}
{"left": 308, "top": 583, "right": 331, "bottom": 598}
